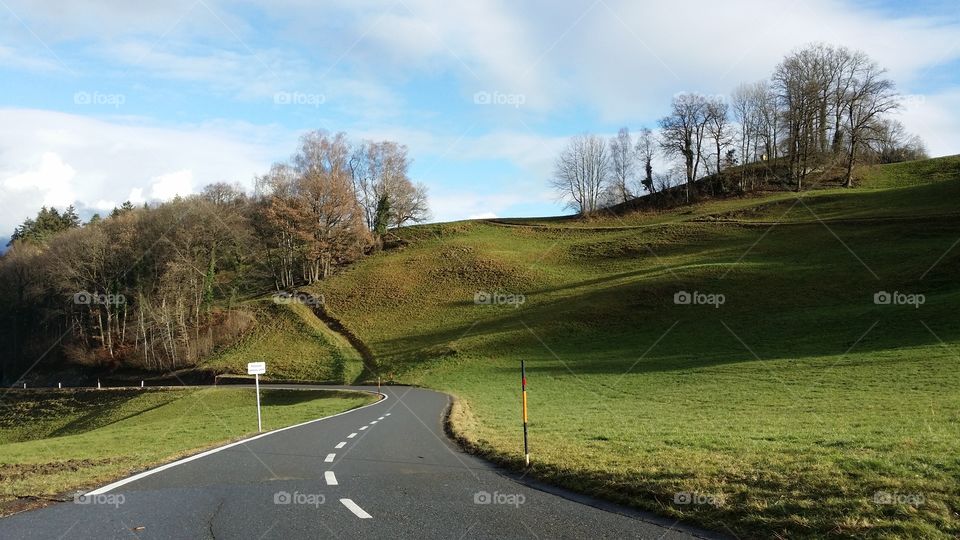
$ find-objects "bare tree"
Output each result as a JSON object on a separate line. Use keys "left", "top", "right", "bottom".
{"left": 634, "top": 127, "right": 657, "bottom": 194}
{"left": 659, "top": 93, "right": 709, "bottom": 202}
{"left": 350, "top": 140, "right": 429, "bottom": 233}
{"left": 839, "top": 55, "right": 898, "bottom": 186}
{"left": 866, "top": 119, "right": 927, "bottom": 164}
{"left": 391, "top": 181, "right": 430, "bottom": 227}
{"left": 705, "top": 97, "right": 732, "bottom": 184}
{"left": 608, "top": 128, "right": 635, "bottom": 204}
{"left": 550, "top": 134, "right": 610, "bottom": 215}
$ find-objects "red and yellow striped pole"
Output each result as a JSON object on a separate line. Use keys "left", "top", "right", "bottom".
{"left": 521, "top": 359, "right": 529, "bottom": 466}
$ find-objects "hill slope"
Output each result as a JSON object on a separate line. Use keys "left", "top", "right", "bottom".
{"left": 310, "top": 155, "right": 960, "bottom": 538}
{"left": 204, "top": 298, "right": 365, "bottom": 384}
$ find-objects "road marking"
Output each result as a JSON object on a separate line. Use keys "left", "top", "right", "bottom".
{"left": 86, "top": 390, "right": 388, "bottom": 496}
{"left": 370, "top": 420, "right": 378, "bottom": 424}
{"left": 347, "top": 433, "right": 357, "bottom": 438}
{"left": 385, "top": 413, "right": 391, "bottom": 416}
{"left": 359, "top": 426, "right": 368, "bottom": 430}
{"left": 324, "top": 471, "right": 338, "bottom": 486}
{"left": 340, "top": 498, "right": 372, "bottom": 519}
{"left": 377, "top": 416, "right": 384, "bottom": 420}
{"left": 325, "top": 453, "right": 336, "bottom": 463}
{"left": 335, "top": 441, "right": 347, "bottom": 449}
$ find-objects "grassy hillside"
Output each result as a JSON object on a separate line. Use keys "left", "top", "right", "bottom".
{"left": 310, "top": 155, "right": 960, "bottom": 538}
{"left": 0, "top": 388, "right": 375, "bottom": 511}
{"left": 204, "top": 298, "right": 365, "bottom": 384}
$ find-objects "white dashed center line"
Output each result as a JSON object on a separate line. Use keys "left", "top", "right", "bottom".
{"left": 377, "top": 416, "right": 384, "bottom": 420}
{"left": 370, "top": 421, "right": 378, "bottom": 424}
{"left": 359, "top": 426, "right": 368, "bottom": 430}
{"left": 340, "top": 498, "right": 372, "bottom": 519}
{"left": 324, "top": 471, "right": 338, "bottom": 486}
{"left": 335, "top": 441, "right": 347, "bottom": 449}
{"left": 347, "top": 433, "right": 357, "bottom": 438}
{"left": 324, "top": 453, "right": 336, "bottom": 463}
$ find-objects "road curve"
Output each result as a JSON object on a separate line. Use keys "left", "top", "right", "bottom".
{"left": 0, "top": 385, "right": 719, "bottom": 539}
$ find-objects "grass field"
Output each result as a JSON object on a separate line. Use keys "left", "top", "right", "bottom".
{"left": 0, "top": 387, "right": 375, "bottom": 511}
{"left": 205, "top": 298, "right": 365, "bottom": 383}
{"left": 309, "top": 155, "right": 960, "bottom": 538}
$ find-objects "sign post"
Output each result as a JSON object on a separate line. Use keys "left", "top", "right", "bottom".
{"left": 247, "top": 362, "right": 266, "bottom": 432}
{"left": 521, "top": 359, "right": 529, "bottom": 466}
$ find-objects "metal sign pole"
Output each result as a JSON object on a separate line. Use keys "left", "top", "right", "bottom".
{"left": 255, "top": 373, "right": 262, "bottom": 433}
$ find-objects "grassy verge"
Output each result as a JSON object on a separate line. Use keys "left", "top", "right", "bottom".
{"left": 311, "top": 157, "right": 960, "bottom": 538}
{"left": 0, "top": 387, "right": 375, "bottom": 512}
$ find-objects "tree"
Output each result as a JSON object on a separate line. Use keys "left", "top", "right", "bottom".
{"left": 391, "top": 181, "right": 430, "bottom": 228}
{"left": 372, "top": 193, "right": 391, "bottom": 237}
{"left": 292, "top": 131, "right": 370, "bottom": 281}
{"left": 608, "top": 128, "right": 635, "bottom": 204}
{"left": 866, "top": 119, "right": 927, "bottom": 164}
{"left": 705, "top": 97, "right": 732, "bottom": 184}
{"left": 350, "top": 140, "right": 429, "bottom": 233}
{"left": 202, "top": 182, "right": 247, "bottom": 207}
{"left": 9, "top": 206, "right": 81, "bottom": 246}
{"left": 659, "top": 93, "right": 709, "bottom": 202}
{"left": 635, "top": 127, "right": 657, "bottom": 194}
{"left": 839, "top": 55, "right": 898, "bottom": 186}
{"left": 550, "top": 134, "right": 610, "bottom": 215}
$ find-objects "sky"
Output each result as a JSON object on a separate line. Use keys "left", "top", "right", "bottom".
{"left": 1, "top": 0, "right": 959, "bottom": 236}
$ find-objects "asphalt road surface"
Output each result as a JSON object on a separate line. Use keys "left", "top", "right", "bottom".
{"left": 0, "top": 386, "right": 720, "bottom": 539}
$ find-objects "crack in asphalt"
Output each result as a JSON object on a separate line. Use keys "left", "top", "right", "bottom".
{"left": 206, "top": 498, "right": 225, "bottom": 539}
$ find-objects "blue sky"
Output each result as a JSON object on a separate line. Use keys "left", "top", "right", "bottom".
{"left": 1, "top": 0, "right": 959, "bottom": 234}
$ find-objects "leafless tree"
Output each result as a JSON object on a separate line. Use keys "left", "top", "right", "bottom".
{"left": 350, "top": 140, "right": 429, "bottom": 233}
{"left": 659, "top": 93, "right": 709, "bottom": 202}
{"left": 705, "top": 97, "right": 732, "bottom": 183}
{"left": 839, "top": 55, "right": 899, "bottom": 186}
{"left": 865, "top": 119, "right": 927, "bottom": 164}
{"left": 608, "top": 128, "right": 635, "bottom": 204}
{"left": 634, "top": 127, "right": 657, "bottom": 194}
{"left": 550, "top": 134, "right": 610, "bottom": 215}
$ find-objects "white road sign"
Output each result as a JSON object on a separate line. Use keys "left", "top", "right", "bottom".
{"left": 247, "top": 362, "right": 266, "bottom": 375}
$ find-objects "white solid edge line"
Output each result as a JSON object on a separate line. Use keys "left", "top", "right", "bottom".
{"left": 335, "top": 441, "right": 347, "bottom": 449}
{"left": 324, "top": 471, "right": 338, "bottom": 486}
{"left": 325, "top": 453, "right": 336, "bottom": 462}
{"left": 86, "top": 390, "right": 388, "bottom": 495}
{"left": 347, "top": 433, "right": 357, "bottom": 438}
{"left": 340, "top": 498, "right": 372, "bottom": 519}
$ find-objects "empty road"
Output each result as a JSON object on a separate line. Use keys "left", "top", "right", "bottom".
{"left": 0, "top": 386, "right": 718, "bottom": 539}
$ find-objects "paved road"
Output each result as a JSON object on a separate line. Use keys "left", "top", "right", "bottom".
{"left": 0, "top": 386, "right": 718, "bottom": 539}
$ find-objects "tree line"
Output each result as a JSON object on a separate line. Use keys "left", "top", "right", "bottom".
{"left": 0, "top": 130, "right": 429, "bottom": 380}
{"left": 551, "top": 43, "right": 928, "bottom": 214}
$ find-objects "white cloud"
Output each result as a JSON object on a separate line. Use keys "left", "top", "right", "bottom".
{"left": 128, "top": 188, "right": 146, "bottom": 205}
{"left": 2, "top": 152, "right": 77, "bottom": 207}
{"left": 149, "top": 169, "right": 194, "bottom": 200}
{"left": 895, "top": 90, "right": 960, "bottom": 157}
{"left": 468, "top": 212, "right": 498, "bottom": 219}
{"left": 0, "top": 109, "right": 283, "bottom": 233}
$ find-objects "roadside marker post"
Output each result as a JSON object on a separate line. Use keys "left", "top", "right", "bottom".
{"left": 247, "top": 362, "right": 267, "bottom": 432}
{"left": 521, "top": 359, "right": 530, "bottom": 467}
